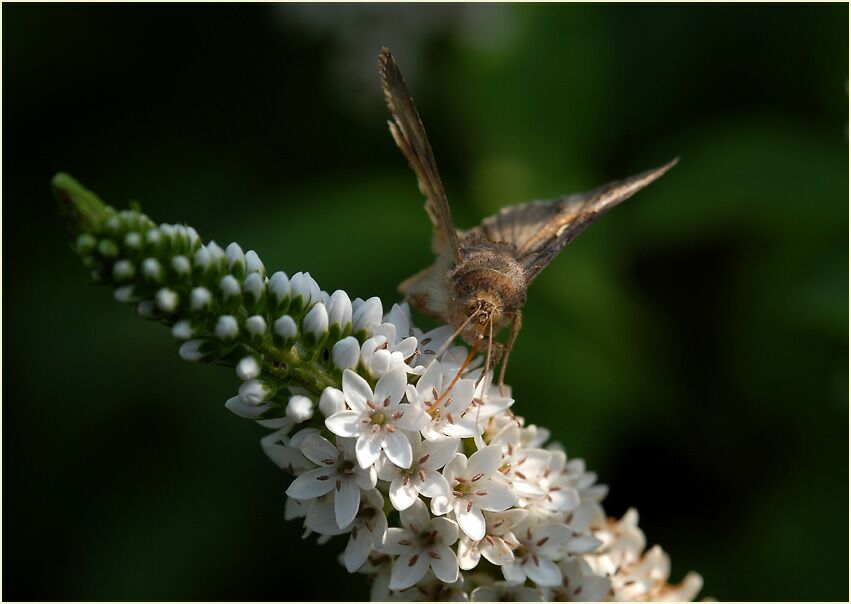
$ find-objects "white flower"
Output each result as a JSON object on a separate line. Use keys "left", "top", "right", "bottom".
{"left": 561, "top": 458, "right": 608, "bottom": 533}
{"left": 382, "top": 499, "right": 460, "bottom": 590}
{"left": 501, "top": 520, "right": 595, "bottom": 587}
{"left": 409, "top": 325, "right": 455, "bottom": 371}
{"left": 406, "top": 362, "right": 480, "bottom": 441}
{"left": 377, "top": 433, "right": 457, "bottom": 511}
{"left": 325, "top": 368, "right": 429, "bottom": 469}
{"left": 305, "top": 487, "right": 388, "bottom": 572}
{"left": 285, "top": 433, "right": 377, "bottom": 528}
{"left": 260, "top": 424, "right": 315, "bottom": 475}
{"left": 430, "top": 446, "right": 517, "bottom": 541}
{"left": 360, "top": 322, "right": 418, "bottom": 378}
{"left": 457, "top": 508, "right": 527, "bottom": 570}
{"left": 539, "top": 557, "right": 612, "bottom": 602}
{"left": 470, "top": 581, "right": 544, "bottom": 602}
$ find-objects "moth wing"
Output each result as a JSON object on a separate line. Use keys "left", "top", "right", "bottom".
{"left": 379, "top": 47, "right": 461, "bottom": 260}
{"left": 479, "top": 159, "right": 678, "bottom": 284}
{"left": 398, "top": 253, "right": 454, "bottom": 322}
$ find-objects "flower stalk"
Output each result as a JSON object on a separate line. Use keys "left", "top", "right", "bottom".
{"left": 55, "top": 173, "right": 705, "bottom": 601}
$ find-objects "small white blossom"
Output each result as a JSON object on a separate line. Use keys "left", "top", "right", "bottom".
{"left": 457, "top": 509, "right": 527, "bottom": 570}
{"left": 431, "top": 446, "right": 517, "bottom": 541}
{"left": 285, "top": 433, "right": 377, "bottom": 528}
{"left": 377, "top": 433, "right": 457, "bottom": 511}
{"left": 382, "top": 499, "right": 460, "bottom": 590}
{"left": 326, "top": 368, "right": 429, "bottom": 469}
{"left": 239, "top": 379, "right": 273, "bottom": 404}
{"left": 406, "top": 362, "right": 480, "bottom": 441}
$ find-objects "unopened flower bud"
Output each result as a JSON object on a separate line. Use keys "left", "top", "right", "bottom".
{"left": 327, "top": 290, "right": 352, "bottom": 337}
{"left": 289, "top": 272, "right": 312, "bottom": 314}
{"left": 332, "top": 336, "right": 360, "bottom": 370}
{"left": 245, "top": 315, "right": 268, "bottom": 341}
{"left": 273, "top": 315, "right": 298, "bottom": 347}
{"left": 97, "top": 238, "right": 119, "bottom": 258}
{"left": 190, "top": 286, "right": 212, "bottom": 311}
{"left": 226, "top": 242, "right": 246, "bottom": 278}
{"left": 142, "top": 257, "right": 162, "bottom": 282}
{"left": 113, "top": 285, "right": 137, "bottom": 304}
{"left": 243, "top": 272, "right": 266, "bottom": 309}
{"left": 286, "top": 395, "right": 314, "bottom": 423}
{"left": 171, "top": 319, "right": 194, "bottom": 340}
{"left": 239, "top": 379, "right": 273, "bottom": 404}
{"left": 268, "top": 271, "right": 290, "bottom": 313}
{"left": 245, "top": 250, "right": 265, "bottom": 276}
{"left": 302, "top": 302, "right": 329, "bottom": 347}
{"left": 171, "top": 255, "right": 191, "bottom": 277}
{"left": 215, "top": 315, "right": 239, "bottom": 340}
{"left": 136, "top": 300, "right": 156, "bottom": 318}
{"left": 318, "top": 387, "right": 346, "bottom": 417}
{"left": 352, "top": 296, "right": 382, "bottom": 337}
{"left": 179, "top": 338, "right": 209, "bottom": 362}
{"left": 113, "top": 259, "right": 135, "bottom": 282}
{"left": 236, "top": 356, "right": 261, "bottom": 381}
{"left": 75, "top": 233, "right": 97, "bottom": 255}
{"left": 219, "top": 274, "right": 241, "bottom": 306}
{"left": 155, "top": 288, "right": 179, "bottom": 313}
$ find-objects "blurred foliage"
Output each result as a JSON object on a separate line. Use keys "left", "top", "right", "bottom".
{"left": 3, "top": 4, "right": 848, "bottom": 601}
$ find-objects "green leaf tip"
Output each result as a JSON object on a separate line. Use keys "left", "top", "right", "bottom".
{"left": 52, "top": 172, "right": 116, "bottom": 234}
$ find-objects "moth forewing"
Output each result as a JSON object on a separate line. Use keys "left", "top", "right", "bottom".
{"left": 378, "top": 48, "right": 678, "bottom": 389}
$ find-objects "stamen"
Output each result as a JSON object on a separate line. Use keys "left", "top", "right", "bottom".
{"left": 408, "top": 554, "right": 419, "bottom": 567}
{"left": 418, "top": 454, "right": 430, "bottom": 464}
{"left": 476, "top": 490, "right": 487, "bottom": 496}
{"left": 536, "top": 536, "right": 549, "bottom": 547}
{"left": 466, "top": 501, "right": 473, "bottom": 512}
{"left": 428, "top": 550, "right": 441, "bottom": 560}
{"left": 471, "top": 473, "right": 484, "bottom": 482}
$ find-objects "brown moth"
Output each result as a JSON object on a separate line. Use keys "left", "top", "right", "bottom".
{"left": 378, "top": 47, "right": 677, "bottom": 390}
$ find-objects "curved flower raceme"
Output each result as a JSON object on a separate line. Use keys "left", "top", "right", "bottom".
{"left": 56, "top": 175, "right": 705, "bottom": 601}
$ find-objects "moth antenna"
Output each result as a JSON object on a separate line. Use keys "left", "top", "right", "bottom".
{"left": 428, "top": 335, "right": 482, "bottom": 413}
{"left": 431, "top": 308, "right": 479, "bottom": 360}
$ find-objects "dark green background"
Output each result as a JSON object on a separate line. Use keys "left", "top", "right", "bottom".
{"left": 4, "top": 3, "right": 848, "bottom": 601}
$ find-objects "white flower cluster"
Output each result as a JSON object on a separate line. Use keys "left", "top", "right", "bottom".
{"left": 225, "top": 294, "right": 703, "bottom": 601}
{"left": 64, "top": 190, "right": 704, "bottom": 601}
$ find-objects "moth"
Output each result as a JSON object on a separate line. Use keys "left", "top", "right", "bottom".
{"left": 378, "top": 47, "right": 677, "bottom": 391}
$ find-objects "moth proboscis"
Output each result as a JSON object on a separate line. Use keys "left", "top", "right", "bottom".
{"left": 378, "top": 47, "right": 677, "bottom": 401}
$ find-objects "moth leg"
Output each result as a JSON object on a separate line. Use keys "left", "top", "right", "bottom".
{"left": 498, "top": 311, "right": 522, "bottom": 395}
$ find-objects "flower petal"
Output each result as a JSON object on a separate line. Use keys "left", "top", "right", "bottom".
{"left": 480, "top": 536, "right": 515, "bottom": 567}
{"left": 467, "top": 445, "right": 503, "bottom": 477}
{"left": 394, "top": 403, "right": 430, "bottom": 432}
{"left": 429, "top": 544, "right": 459, "bottom": 583}
{"left": 285, "top": 467, "right": 335, "bottom": 499}
{"left": 375, "top": 367, "right": 406, "bottom": 406}
{"left": 342, "top": 369, "right": 372, "bottom": 412}
{"left": 523, "top": 556, "right": 562, "bottom": 587}
{"left": 344, "top": 529, "right": 373, "bottom": 572}
{"left": 381, "top": 429, "right": 413, "bottom": 469}
{"left": 325, "top": 410, "right": 362, "bottom": 438}
{"left": 475, "top": 480, "right": 517, "bottom": 512}
{"left": 457, "top": 537, "right": 481, "bottom": 571}
{"left": 389, "top": 549, "right": 430, "bottom": 591}
{"left": 355, "top": 434, "right": 383, "bottom": 469}
{"left": 456, "top": 503, "right": 486, "bottom": 541}
{"left": 421, "top": 438, "right": 460, "bottom": 470}
{"left": 298, "top": 433, "right": 339, "bottom": 466}
{"left": 430, "top": 516, "right": 459, "bottom": 545}
{"left": 334, "top": 478, "right": 361, "bottom": 528}
{"left": 417, "top": 470, "right": 450, "bottom": 499}
{"left": 400, "top": 498, "right": 431, "bottom": 531}
{"left": 382, "top": 527, "right": 416, "bottom": 555}
{"left": 389, "top": 476, "right": 419, "bottom": 511}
